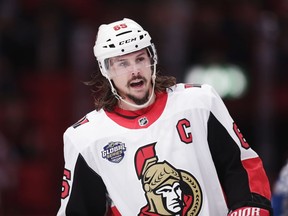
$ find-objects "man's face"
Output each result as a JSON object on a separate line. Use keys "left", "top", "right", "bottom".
{"left": 155, "top": 182, "right": 183, "bottom": 214}
{"left": 108, "top": 49, "right": 153, "bottom": 106}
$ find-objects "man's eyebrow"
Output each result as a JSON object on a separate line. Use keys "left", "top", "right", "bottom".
{"left": 136, "top": 51, "right": 147, "bottom": 58}
{"left": 110, "top": 57, "right": 123, "bottom": 65}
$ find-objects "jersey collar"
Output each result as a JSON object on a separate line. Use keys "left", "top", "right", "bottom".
{"left": 105, "top": 92, "right": 167, "bottom": 129}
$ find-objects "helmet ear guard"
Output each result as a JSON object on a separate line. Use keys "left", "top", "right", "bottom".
{"left": 147, "top": 43, "right": 158, "bottom": 65}
{"left": 93, "top": 18, "right": 157, "bottom": 79}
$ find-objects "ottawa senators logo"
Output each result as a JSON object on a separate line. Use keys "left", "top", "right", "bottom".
{"left": 134, "top": 143, "right": 202, "bottom": 215}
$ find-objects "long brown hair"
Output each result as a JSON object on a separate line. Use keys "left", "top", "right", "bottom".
{"left": 85, "top": 67, "right": 176, "bottom": 112}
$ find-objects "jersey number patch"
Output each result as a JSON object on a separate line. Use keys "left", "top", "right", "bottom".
{"left": 233, "top": 122, "right": 250, "bottom": 149}
{"left": 61, "top": 168, "right": 71, "bottom": 199}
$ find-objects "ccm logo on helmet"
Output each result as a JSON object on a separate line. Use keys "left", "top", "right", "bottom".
{"left": 119, "top": 37, "right": 137, "bottom": 45}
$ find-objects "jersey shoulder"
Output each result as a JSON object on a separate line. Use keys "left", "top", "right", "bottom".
{"left": 165, "top": 83, "right": 222, "bottom": 112}
{"left": 169, "top": 83, "right": 213, "bottom": 91}
{"left": 167, "top": 83, "right": 218, "bottom": 102}
{"left": 70, "top": 109, "right": 99, "bottom": 129}
{"left": 64, "top": 109, "right": 104, "bottom": 141}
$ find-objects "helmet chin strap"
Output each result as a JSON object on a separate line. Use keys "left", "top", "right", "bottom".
{"left": 107, "top": 64, "right": 157, "bottom": 110}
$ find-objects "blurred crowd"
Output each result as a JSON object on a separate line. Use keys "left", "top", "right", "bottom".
{"left": 0, "top": 0, "right": 287, "bottom": 215}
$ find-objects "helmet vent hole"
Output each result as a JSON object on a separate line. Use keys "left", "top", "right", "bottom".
{"left": 116, "top": 30, "right": 132, "bottom": 36}
{"left": 135, "top": 45, "right": 138, "bottom": 48}
{"left": 121, "top": 49, "right": 125, "bottom": 52}
{"left": 140, "top": 35, "right": 144, "bottom": 40}
{"left": 109, "top": 44, "right": 115, "bottom": 48}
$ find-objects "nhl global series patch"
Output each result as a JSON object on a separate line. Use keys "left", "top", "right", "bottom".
{"left": 102, "top": 141, "right": 126, "bottom": 163}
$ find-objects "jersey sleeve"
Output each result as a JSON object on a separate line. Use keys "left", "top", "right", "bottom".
{"left": 204, "top": 84, "right": 273, "bottom": 213}
{"left": 57, "top": 129, "right": 108, "bottom": 216}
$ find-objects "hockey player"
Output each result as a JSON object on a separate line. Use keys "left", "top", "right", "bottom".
{"left": 57, "top": 18, "right": 273, "bottom": 215}
{"left": 272, "top": 160, "right": 288, "bottom": 215}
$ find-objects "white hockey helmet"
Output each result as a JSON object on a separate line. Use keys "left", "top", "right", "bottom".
{"left": 93, "top": 18, "right": 157, "bottom": 79}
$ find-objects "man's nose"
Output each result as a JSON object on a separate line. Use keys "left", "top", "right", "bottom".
{"left": 128, "top": 63, "right": 141, "bottom": 74}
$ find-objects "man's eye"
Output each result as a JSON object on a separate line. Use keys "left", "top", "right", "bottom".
{"left": 136, "top": 57, "right": 145, "bottom": 63}
{"left": 117, "top": 61, "right": 128, "bottom": 67}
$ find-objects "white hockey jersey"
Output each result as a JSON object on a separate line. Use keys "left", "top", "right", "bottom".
{"left": 57, "top": 84, "right": 271, "bottom": 216}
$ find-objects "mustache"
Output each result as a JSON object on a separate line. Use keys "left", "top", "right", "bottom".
{"left": 128, "top": 75, "right": 147, "bottom": 85}
{"left": 130, "top": 74, "right": 145, "bottom": 81}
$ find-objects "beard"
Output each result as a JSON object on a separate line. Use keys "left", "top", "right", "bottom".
{"left": 126, "top": 74, "right": 150, "bottom": 105}
{"left": 126, "top": 90, "right": 150, "bottom": 105}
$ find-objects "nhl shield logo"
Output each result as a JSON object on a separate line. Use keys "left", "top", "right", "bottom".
{"left": 102, "top": 141, "right": 127, "bottom": 163}
{"left": 138, "top": 117, "right": 148, "bottom": 126}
